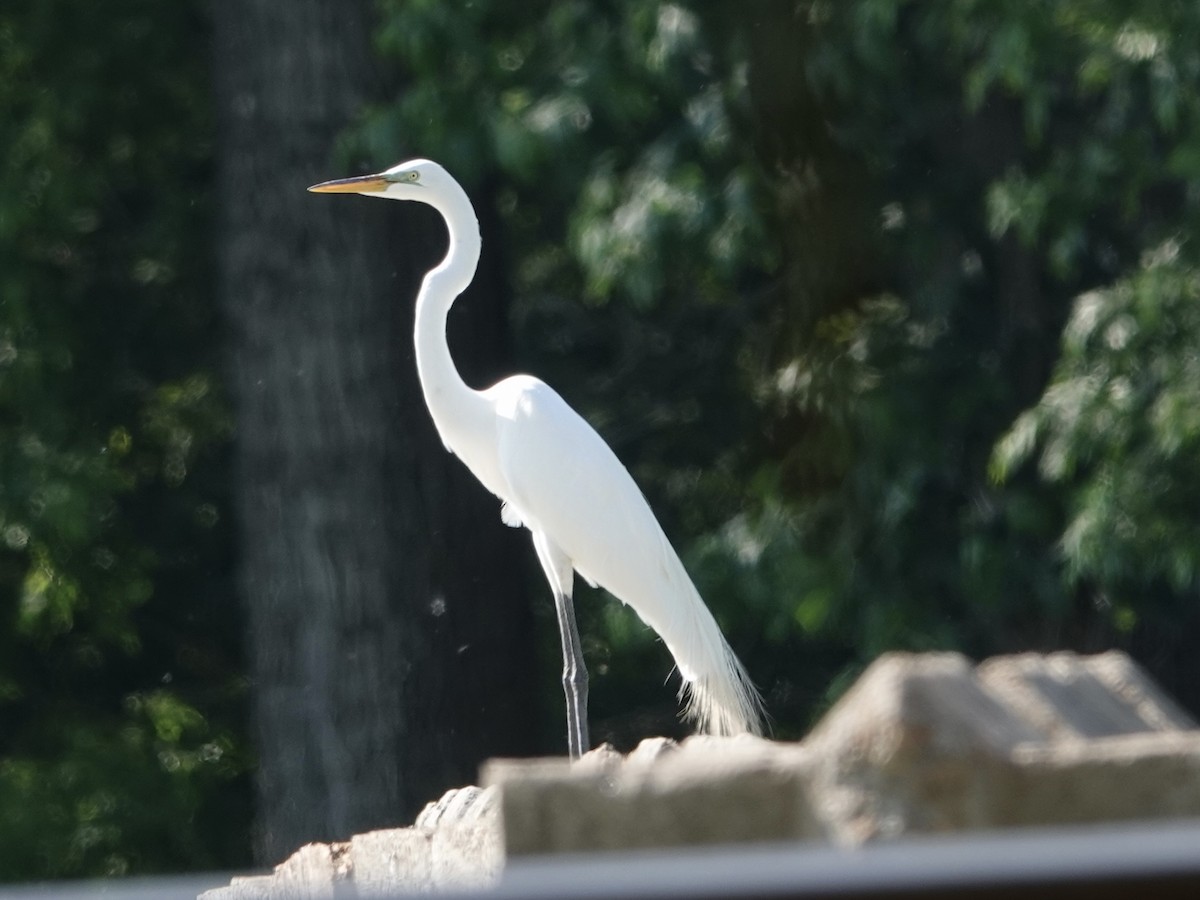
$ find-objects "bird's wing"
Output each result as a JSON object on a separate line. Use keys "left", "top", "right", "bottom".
{"left": 487, "top": 376, "right": 689, "bottom": 628}
{"left": 487, "top": 374, "right": 763, "bottom": 736}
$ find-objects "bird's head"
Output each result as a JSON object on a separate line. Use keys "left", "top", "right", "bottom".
{"left": 307, "top": 158, "right": 452, "bottom": 203}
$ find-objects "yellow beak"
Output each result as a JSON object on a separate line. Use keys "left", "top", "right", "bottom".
{"left": 307, "top": 174, "right": 390, "bottom": 193}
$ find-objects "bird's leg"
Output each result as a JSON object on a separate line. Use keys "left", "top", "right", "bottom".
{"left": 553, "top": 590, "right": 590, "bottom": 759}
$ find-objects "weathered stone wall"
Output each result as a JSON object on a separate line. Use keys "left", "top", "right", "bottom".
{"left": 200, "top": 650, "right": 1200, "bottom": 897}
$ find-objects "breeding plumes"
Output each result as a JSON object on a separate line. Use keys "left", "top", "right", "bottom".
{"left": 310, "top": 159, "right": 762, "bottom": 757}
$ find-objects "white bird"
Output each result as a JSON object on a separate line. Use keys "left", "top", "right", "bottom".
{"left": 310, "top": 159, "right": 762, "bottom": 758}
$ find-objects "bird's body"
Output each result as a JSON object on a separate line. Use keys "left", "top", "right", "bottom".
{"left": 311, "top": 159, "right": 762, "bottom": 755}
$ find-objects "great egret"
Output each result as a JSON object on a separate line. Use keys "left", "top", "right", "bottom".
{"left": 310, "top": 159, "right": 762, "bottom": 758}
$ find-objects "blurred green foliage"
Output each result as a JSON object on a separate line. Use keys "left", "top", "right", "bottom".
{"left": 0, "top": 0, "right": 248, "bottom": 880}
{"left": 367, "top": 0, "right": 1200, "bottom": 738}
{"left": 5, "top": 0, "right": 1200, "bottom": 880}
{"left": 755, "top": 2, "right": 1200, "bottom": 699}
{"left": 993, "top": 247, "right": 1200, "bottom": 632}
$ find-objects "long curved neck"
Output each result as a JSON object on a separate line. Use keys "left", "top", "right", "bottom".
{"left": 413, "top": 182, "right": 487, "bottom": 447}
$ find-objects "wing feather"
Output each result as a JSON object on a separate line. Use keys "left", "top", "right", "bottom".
{"left": 486, "top": 375, "right": 762, "bottom": 736}
{"left": 490, "top": 377, "right": 670, "bottom": 617}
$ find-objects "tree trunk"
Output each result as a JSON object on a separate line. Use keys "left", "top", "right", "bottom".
{"left": 701, "top": 1, "right": 884, "bottom": 497}
{"left": 739, "top": 2, "right": 884, "bottom": 334}
{"left": 212, "top": 0, "right": 538, "bottom": 863}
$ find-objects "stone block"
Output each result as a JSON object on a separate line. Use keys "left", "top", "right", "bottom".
{"left": 978, "top": 650, "right": 1197, "bottom": 739}
{"left": 1007, "top": 730, "right": 1200, "bottom": 826}
{"left": 484, "top": 734, "right": 818, "bottom": 856}
{"left": 199, "top": 842, "right": 343, "bottom": 900}
{"left": 349, "top": 828, "right": 433, "bottom": 896}
{"left": 198, "top": 788, "right": 501, "bottom": 898}
{"left": 804, "top": 651, "right": 1200, "bottom": 843}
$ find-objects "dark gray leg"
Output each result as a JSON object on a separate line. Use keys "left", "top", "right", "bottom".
{"left": 553, "top": 590, "right": 589, "bottom": 759}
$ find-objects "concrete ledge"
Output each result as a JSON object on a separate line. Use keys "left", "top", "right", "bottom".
{"left": 200, "top": 650, "right": 1200, "bottom": 897}
{"left": 483, "top": 735, "right": 817, "bottom": 855}
{"left": 977, "top": 650, "right": 1196, "bottom": 738}
{"left": 803, "top": 651, "right": 1199, "bottom": 843}
{"left": 198, "top": 787, "right": 499, "bottom": 898}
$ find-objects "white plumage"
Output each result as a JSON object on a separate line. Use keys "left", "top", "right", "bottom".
{"left": 311, "top": 159, "right": 763, "bottom": 756}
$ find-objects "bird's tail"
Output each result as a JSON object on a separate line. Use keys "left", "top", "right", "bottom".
{"left": 596, "top": 520, "right": 764, "bottom": 737}
{"left": 667, "top": 594, "right": 764, "bottom": 737}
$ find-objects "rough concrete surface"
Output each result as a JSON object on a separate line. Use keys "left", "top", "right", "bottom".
{"left": 483, "top": 734, "right": 818, "bottom": 856}
{"left": 198, "top": 786, "right": 499, "bottom": 898}
{"left": 199, "top": 650, "right": 1200, "bottom": 897}
{"left": 800, "top": 651, "right": 1198, "bottom": 842}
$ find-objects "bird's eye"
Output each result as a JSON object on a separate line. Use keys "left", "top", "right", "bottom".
{"left": 406, "top": 171, "right": 420, "bottom": 183}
